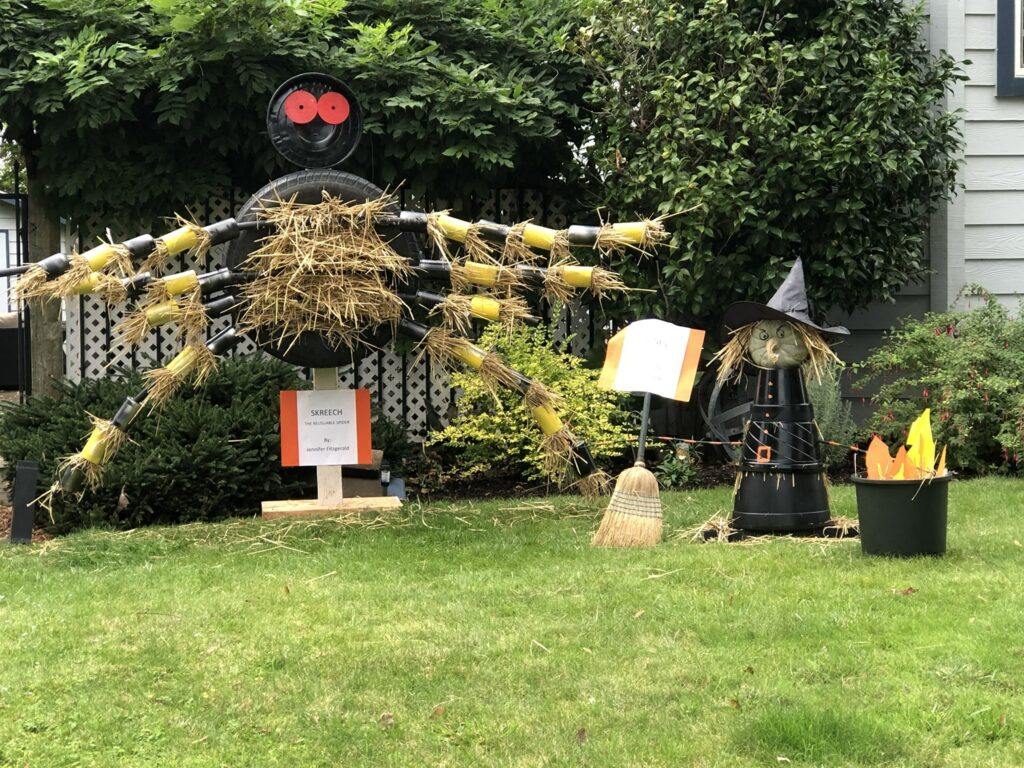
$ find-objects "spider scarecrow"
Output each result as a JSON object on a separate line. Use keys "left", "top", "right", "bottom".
{"left": 9, "top": 73, "right": 668, "bottom": 502}
{"left": 714, "top": 259, "right": 848, "bottom": 533}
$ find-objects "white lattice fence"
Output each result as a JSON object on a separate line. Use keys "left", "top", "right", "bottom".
{"left": 64, "top": 188, "right": 598, "bottom": 441}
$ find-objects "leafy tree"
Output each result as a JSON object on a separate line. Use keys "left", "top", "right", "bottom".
{"left": 578, "top": 0, "right": 965, "bottom": 328}
{"left": 0, "top": 0, "right": 588, "bottom": 395}
{"left": 0, "top": 0, "right": 589, "bottom": 223}
{"left": 0, "top": 140, "right": 20, "bottom": 191}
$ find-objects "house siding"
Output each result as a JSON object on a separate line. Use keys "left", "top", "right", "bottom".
{"left": 960, "top": 0, "right": 1024, "bottom": 310}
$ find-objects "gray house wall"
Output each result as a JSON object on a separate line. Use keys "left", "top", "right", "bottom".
{"left": 824, "top": 0, "right": 1024, "bottom": 415}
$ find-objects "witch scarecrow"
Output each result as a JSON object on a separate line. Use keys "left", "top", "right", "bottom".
{"left": 5, "top": 73, "right": 669, "bottom": 501}
{"left": 714, "top": 259, "right": 848, "bottom": 533}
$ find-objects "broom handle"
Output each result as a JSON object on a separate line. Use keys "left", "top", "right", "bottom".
{"left": 637, "top": 392, "right": 652, "bottom": 465}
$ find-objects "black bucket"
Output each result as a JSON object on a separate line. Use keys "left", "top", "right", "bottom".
{"left": 851, "top": 473, "right": 950, "bottom": 557}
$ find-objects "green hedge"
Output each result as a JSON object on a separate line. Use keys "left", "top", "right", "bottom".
{"left": 857, "top": 289, "right": 1024, "bottom": 474}
{"left": 0, "top": 355, "right": 312, "bottom": 532}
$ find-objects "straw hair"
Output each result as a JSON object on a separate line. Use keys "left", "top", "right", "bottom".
{"left": 44, "top": 415, "right": 131, "bottom": 514}
{"left": 713, "top": 321, "right": 841, "bottom": 385}
{"left": 577, "top": 469, "right": 612, "bottom": 498}
{"left": 416, "top": 326, "right": 467, "bottom": 370}
{"left": 90, "top": 271, "right": 129, "bottom": 305}
{"left": 479, "top": 351, "right": 522, "bottom": 396}
{"left": 541, "top": 426, "right": 577, "bottom": 482}
{"left": 549, "top": 229, "right": 572, "bottom": 264}
{"left": 181, "top": 217, "right": 213, "bottom": 260}
{"left": 140, "top": 239, "right": 172, "bottom": 277}
{"left": 543, "top": 264, "right": 627, "bottom": 304}
{"left": 591, "top": 460, "right": 663, "bottom": 547}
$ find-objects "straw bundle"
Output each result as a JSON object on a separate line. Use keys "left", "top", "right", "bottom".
{"left": 54, "top": 415, "right": 130, "bottom": 494}
{"left": 237, "top": 193, "right": 411, "bottom": 355}
{"left": 13, "top": 255, "right": 91, "bottom": 302}
{"left": 523, "top": 380, "right": 563, "bottom": 411}
{"left": 549, "top": 229, "right": 572, "bottom": 265}
{"left": 591, "top": 463, "right": 663, "bottom": 546}
{"left": 425, "top": 211, "right": 455, "bottom": 260}
{"left": 449, "top": 261, "right": 522, "bottom": 294}
{"left": 464, "top": 224, "right": 496, "bottom": 263}
{"left": 543, "top": 264, "right": 627, "bottom": 304}
{"left": 595, "top": 216, "right": 669, "bottom": 256}
{"left": 503, "top": 221, "right": 536, "bottom": 264}
{"left": 432, "top": 293, "right": 532, "bottom": 335}
{"left": 144, "top": 344, "right": 217, "bottom": 408}
{"left": 577, "top": 470, "right": 613, "bottom": 498}
{"left": 592, "top": 392, "right": 662, "bottom": 547}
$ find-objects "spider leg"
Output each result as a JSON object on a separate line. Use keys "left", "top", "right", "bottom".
{"left": 397, "top": 318, "right": 598, "bottom": 482}
{"left": 13, "top": 219, "right": 242, "bottom": 301}
{"left": 56, "top": 326, "right": 243, "bottom": 495}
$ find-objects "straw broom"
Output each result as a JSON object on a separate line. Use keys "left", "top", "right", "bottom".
{"left": 592, "top": 391, "right": 662, "bottom": 547}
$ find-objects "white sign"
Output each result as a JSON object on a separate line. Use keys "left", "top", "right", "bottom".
{"left": 598, "top": 319, "right": 706, "bottom": 402}
{"left": 279, "top": 388, "right": 372, "bottom": 467}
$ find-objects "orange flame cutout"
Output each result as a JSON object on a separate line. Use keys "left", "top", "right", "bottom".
{"left": 864, "top": 409, "right": 949, "bottom": 480}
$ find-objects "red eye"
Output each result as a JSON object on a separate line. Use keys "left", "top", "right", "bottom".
{"left": 317, "top": 91, "right": 350, "bottom": 125}
{"left": 283, "top": 89, "right": 317, "bottom": 124}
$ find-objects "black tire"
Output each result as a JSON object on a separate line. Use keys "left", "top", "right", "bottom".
{"left": 227, "top": 169, "right": 422, "bottom": 368}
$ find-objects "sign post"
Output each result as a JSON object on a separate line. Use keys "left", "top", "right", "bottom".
{"left": 261, "top": 367, "right": 401, "bottom": 519}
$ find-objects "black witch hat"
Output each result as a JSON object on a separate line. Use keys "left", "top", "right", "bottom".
{"left": 720, "top": 258, "right": 849, "bottom": 341}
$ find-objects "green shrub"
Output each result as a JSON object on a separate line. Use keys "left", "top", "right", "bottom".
{"left": 0, "top": 355, "right": 312, "bottom": 532}
{"left": 654, "top": 443, "right": 699, "bottom": 489}
{"left": 581, "top": 0, "right": 964, "bottom": 326}
{"left": 856, "top": 289, "right": 1024, "bottom": 474}
{"left": 427, "top": 325, "right": 633, "bottom": 484}
{"left": 807, "top": 367, "right": 857, "bottom": 470}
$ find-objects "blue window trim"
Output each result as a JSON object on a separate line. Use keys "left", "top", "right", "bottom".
{"left": 997, "top": 0, "right": 1024, "bottom": 96}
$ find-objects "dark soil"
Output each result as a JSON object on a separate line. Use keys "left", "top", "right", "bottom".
{"left": 0, "top": 505, "right": 50, "bottom": 544}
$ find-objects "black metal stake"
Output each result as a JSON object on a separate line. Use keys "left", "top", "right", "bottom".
{"left": 10, "top": 460, "right": 39, "bottom": 544}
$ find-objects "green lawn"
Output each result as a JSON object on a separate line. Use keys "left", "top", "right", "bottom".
{"left": 0, "top": 478, "right": 1022, "bottom": 767}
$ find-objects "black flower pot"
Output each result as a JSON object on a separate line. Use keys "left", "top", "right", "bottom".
{"left": 851, "top": 473, "right": 950, "bottom": 557}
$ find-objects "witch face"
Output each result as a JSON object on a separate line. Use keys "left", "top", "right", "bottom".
{"left": 746, "top": 319, "right": 809, "bottom": 369}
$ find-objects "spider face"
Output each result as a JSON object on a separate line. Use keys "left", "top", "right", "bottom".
{"left": 267, "top": 73, "right": 363, "bottom": 169}
{"left": 746, "top": 319, "right": 808, "bottom": 368}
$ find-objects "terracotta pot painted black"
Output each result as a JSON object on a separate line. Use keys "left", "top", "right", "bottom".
{"left": 852, "top": 473, "right": 950, "bottom": 557}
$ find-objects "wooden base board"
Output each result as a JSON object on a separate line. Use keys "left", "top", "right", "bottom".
{"left": 262, "top": 496, "right": 402, "bottom": 520}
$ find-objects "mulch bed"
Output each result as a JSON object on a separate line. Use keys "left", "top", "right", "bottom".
{"left": 0, "top": 504, "right": 50, "bottom": 544}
